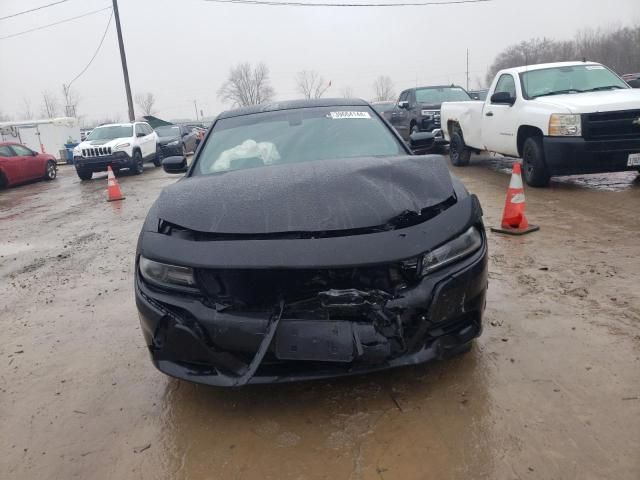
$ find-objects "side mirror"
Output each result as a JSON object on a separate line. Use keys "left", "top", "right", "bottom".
{"left": 409, "top": 131, "right": 436, "bottom": 151}
{"left": 136, "top": 132, "right": 145, "bottom": 137}
{"left": 398, "top": 100, "right": 409, "bottom": 109}
{"left": 162, "top": 156, "right": 188, "bottom": 174}
{"left": 490, "top": 92, "right": 515, "bottom": 105}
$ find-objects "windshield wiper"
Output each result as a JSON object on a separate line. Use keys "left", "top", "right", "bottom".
{"left": 531, "top": 89, "right": 584, "bottom": 99}
{"left": 582, "top": 85, "right": 625, "bottom": 92}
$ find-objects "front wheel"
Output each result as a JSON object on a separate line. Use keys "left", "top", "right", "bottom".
{"left": 44, "top": 161, "right": 57, "bottom": 181}
{"left": 153, "top": 145, "right": 162, "bottom": 167}
{"left": 132, "top": 150, "right": 144, "bottom": 175}
{"left": 449, "top": 131, "right": 471, "bottom": 166}
{"left": 522, "top": 137, "right": 550, "bottom": 187}
{"left": 76, "top": 168, "right": 92, "bottom": 181}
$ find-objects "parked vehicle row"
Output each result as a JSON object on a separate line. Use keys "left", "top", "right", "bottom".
{"left": 441, "top": 61, "right": 640, "bottom": 187}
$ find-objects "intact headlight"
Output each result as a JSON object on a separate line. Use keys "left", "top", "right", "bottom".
{"left": 113, "top": 142, "right": 131, "bottom": 151}
{"left": 420, "top": 226, "right": 482, "bottom": 275}
{"left": 421, "top": 109, "right": 439, "bottom": 117}
{"left": 139, "top": 256, "right": 197, "bottom": 291}
{"left": 549, "top": 114, "right": 582, "bottom": 136}
{"left": 167, "top": 140, "right": 180, "bottom": 147}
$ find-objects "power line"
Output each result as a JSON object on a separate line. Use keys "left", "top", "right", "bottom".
{"left": 0, "top": 0, "right": 71, "bottom": 21}
{"left": 204, "top": 0, "right": 490, "bottom": 6}
{"left": 0, "top": 6, "right": 111, "bottom": 41}
{"left": 66, "top": 9, "right": 114, "bottom": 88}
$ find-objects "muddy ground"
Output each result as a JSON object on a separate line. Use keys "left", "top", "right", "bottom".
{"left": 1, "top": 157, "right": 639, "bottom": 480}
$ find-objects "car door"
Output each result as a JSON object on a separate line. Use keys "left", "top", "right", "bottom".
{"left": 184, "top": 127, "right": 197, "bottom": 153}
{"left": 482, "top": 73, "right": 519, "bottom": 155}
{"left": 0, "top": 145, "right": 24, "bottom": 184}
{"left": 390, "top": 90, "right": 410, "bottom": 140}
{"left": 144, "top": 124, "right": 156, "bottom": 157}
{"left": 136, "top": 124, "right": 151, "bottom": 158}
{"left": 10, "top": 144, "right": 41, "bottom": 181}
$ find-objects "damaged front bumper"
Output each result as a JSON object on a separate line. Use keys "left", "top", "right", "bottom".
{"left": 135, "top": 235, "right": 487, "bottom": 386}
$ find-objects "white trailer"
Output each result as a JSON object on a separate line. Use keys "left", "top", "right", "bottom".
{"left": 0, "top": 117, "right": 81, "bottom": 161}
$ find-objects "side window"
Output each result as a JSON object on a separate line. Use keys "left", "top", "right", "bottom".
{"left": 11, "top": 145, "right": 34, "bottom": 156}
{"left": 407, "top": 90, "right": 416, "bottom": 106}
{"left": 494, "top": 74, "right": 517, "bottom": 99}
{"left": 0, "top": 146, "right": 14, "bottom": 157}
{"left": 144, "top": 124, "right": 153, "bottom": 135}
{"left": 135, "top": 124, "right": 144, "bottom": 137}
{"left": 398, "top": 91, "right": 409, "bottom": 103}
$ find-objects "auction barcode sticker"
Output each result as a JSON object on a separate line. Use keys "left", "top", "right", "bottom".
{"left": 329, "top": 111, "right": 371, "bottom": 119}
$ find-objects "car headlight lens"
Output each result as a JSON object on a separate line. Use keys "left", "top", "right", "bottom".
{"left": 549, "top": 114, "right": 582, "bottom": 136}
{"left": 113, "top": 142, "right": 131, "bottom": 151}
{"left": 167, "top": 140, "right": 180, "bottom": 147}
{"left": 421, "top": 226, "right": 483, "bottom": 276}
{"left": 139, "top": 256, "right": 197, "bottom": 291}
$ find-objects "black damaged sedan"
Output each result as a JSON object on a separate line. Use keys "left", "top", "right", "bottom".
{"left": 135, "top": 99, "right": 488, "bottom": 386}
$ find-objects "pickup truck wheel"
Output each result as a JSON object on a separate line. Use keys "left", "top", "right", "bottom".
{"left": 522, "top": 137, "right": 551, "bottom": 187}
{"left": 132, "top": 150, "right": 144, "bottom": 175}
{"left": 76, "top": 168, "right": 92, "bottom": 181}
{"left": 449, "top": 132, "right": 471, "bottom": 166}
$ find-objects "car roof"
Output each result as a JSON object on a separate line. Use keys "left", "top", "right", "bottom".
{"left": 95, "top": 123, "right": 135, "bottom": 128}
{"left": 218, "top": 98, "right": 370, "bottom": 119}
{"left": 502, "top": 61, "right": 602, "bottom": 75}
{"left": 413, "top": 85, "right": 466, "bottom": 90}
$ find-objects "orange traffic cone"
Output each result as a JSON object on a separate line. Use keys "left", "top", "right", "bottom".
{"left": 490, "top": 163, "right": 538, "bottom": 235}
{"left": 106, "top": 166, "right": 125, "bottom": 202}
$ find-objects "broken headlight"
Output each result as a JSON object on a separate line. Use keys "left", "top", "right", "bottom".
{"left": 139, "top": 256, "right": 197, "bottom": 291}
{"left": 421, "top": 226, "right": 482, "bottom": 275}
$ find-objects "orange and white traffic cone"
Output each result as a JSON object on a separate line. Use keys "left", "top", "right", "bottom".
{"left": 490, "top": 163, "right": 539, "bottom": 235}
{"left": 106, "top": 166, "right": 125, "bottom": 202}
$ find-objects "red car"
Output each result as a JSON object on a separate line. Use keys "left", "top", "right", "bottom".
{"left": 0, "top": 142, "right": 57, "bottom": 188}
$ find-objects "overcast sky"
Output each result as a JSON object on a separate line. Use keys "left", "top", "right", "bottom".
{"left": 1, "top": 0, "right": 638, "bottom": 124}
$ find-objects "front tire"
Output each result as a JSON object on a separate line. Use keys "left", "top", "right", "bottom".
{"left": 153, "top": 145, "right": 163, "bottom": 167}
{"left": 76, "top": 168, "right": 92, "bottom": 181}
{"left": 522, "top": 136, "right": 550, "bottom": 187}
{"left": 132, "top": 150, "right": 144, "bottom": 175}
{"left": 44, "top": 161, "right": 57, "bottom": 181}
{"left": 449, "top": 131, "right": 471, "bottom": 166}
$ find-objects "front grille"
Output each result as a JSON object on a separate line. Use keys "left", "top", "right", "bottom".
{"left": 583, "top": 109, "right": 640, "bottom": 141}
{"left": 82, "top": 146, "right": 113, "bottom": 157}
{"left": 196, "top": 266, "right": 412, "bottom": 309}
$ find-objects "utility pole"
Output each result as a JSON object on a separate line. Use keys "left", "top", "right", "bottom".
{"left": 112, "top": 0, "right": 135, "bottom": 122}
{"left": 466, "top": 49, "right": 470, "bottom": 91}
{"left": 194, "top": 100, "right": 199, "bottom": 121}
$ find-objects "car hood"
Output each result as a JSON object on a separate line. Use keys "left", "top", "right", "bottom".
{"left": 532, "top": 89, "right": 640, "bottom": 113}
{"left": 77, "top": 138, "right": 128, "bottom": 149}
{"left": 151, "top": 155, "right": 455, "bottom": 235}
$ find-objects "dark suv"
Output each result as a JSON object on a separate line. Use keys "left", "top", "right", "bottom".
{"left": 389, "top": 85, "right": 472, "bottom": 150}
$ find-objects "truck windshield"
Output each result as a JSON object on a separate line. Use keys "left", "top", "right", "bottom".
{"left": 415, "top": 87, "right": 471, "bottom": 103}
{"left": 155, "top": 126, "right": 181, "bottom": 137}
{"left": 522, "top": 65, "right": 629, "bottom": 99}
{"left": 86, "top": 126, "right": 133, "bottom": 140}
{"left": 193, "top": 106, "right": 405, "bottom": 175}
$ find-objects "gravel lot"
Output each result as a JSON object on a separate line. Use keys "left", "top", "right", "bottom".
{"left": 1, "top": 158, "right": 639, "bottom": 479}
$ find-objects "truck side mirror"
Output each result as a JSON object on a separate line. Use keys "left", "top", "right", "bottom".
{"left": 490, "top": 92, "right": 515, "bottom": 105}
{"left": 162, "top": 156, "right": 188, "bottom": 174}
{"left": 409, "top": 131, "right": 435, "bottom": 151}
{"left": 398, "top": 100, "right": 409, "bottom": 109}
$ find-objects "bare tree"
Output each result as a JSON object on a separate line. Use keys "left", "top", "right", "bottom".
{"left": 135, "top": 92, "right": 157, "bottom": 116}
{"left": 21, "top": 98, "right": 34, "bottom": 120}
{"left": 62, "top": 85, "right": 81, "bottom": 117}
{"left": 340, "top": 86, "right": 356, "bottom": 98}
{"left": 372, "top": 76, "right": 396, "bottom": 102}
{"left": 295, "top": 70, "right": 330, "bottom": 99}
{"left": 41, "top": 90, "right": 60, "bottom": 118}
{"left": 486, "top": 25, "right": 640, "bottom": 83}
{"left": 218, "top": 62, "right": 275, "bottom": 107}
{"left": 0, "top": 110, "right": 11, "bottom": 122}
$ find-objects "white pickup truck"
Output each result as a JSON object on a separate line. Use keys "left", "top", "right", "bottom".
{"left": 441, "top": 61, "right": 640, "bottom": 186}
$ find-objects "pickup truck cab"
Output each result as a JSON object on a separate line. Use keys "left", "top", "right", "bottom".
{"left": 441, "top": 61, "right": 640, "bottom": 186}
{"left": 390, "top": 85, "right": 472, "bottom": 150}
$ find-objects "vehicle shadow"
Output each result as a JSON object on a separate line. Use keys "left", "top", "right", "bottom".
{"left": 154, "top": 347, "right": 496, "bottom": 478}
